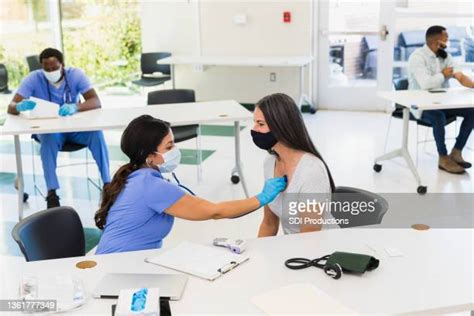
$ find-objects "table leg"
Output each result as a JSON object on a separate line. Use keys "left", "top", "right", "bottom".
{"left": 171, "top": 64, "right": 176, "bottom": 89}
{"left": 298, "top": 65, "right": 317, "bottom": 114}
{"left": 14, "top": 135, "right": 24, "bottom": 221}
{"left": 232, "top": 121, "right": 249, "bottom": 197}
{"left": 374, "top": 107, "right": 425, "bottom": 192}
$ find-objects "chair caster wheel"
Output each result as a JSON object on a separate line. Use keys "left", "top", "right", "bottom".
{"left": 417, "top": 186, "right": 427, "bottom": 195}
{"left": 23, "top": 192, "right": 29, "bottom": 203}
{"left": 373, "top": 164, "right": 382, "bottom": 173}
{"left": 231, "top": 175, "right": 240, "bottom": 184}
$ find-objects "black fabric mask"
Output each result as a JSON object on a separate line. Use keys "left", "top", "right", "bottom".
{"left": 251, "top": 130, "right": 277, "bottom": 150}
{"left": 436, "top": 46, "right": 448, "bottom": 59}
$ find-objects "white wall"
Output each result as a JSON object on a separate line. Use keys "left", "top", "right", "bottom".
{"left": 141, "top": 0, "right": 313, "bottom": 104}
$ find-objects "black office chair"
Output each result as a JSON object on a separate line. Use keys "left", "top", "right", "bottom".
{"left": 12, "top": 207, "right": 86, "bottom": 261}
{"left": 132, "top": 52, "right": 171, "bottom": 87}
{"left": 147, "top": 89, "right": 202, "bottom": 181}
{"left": 0, "top": 63, "right": 12, "bottom": 94}
{"left": 26, "top": 55, "right": 42, "bottom": 72}
{"left": 382, "top": 78, "right": 457, "bottom": 165}
{"left": 331, "top": 186, "right": 389, "bottom": 228}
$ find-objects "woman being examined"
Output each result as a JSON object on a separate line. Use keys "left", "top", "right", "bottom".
{"left": 251, "top": 93, "right": 337, "bottom": 236}
{"left": 95, "top": 115, "right": 286, "bottom": 254}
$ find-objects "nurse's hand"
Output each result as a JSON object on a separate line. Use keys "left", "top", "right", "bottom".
{"left": 59, "top": 103, "right": 78, "bottom": 116}
{"left": 15, "top": 99, "right": 36, "bottom": 112}
{"left": 256, "top": 177, "right": 287, "bottom": 207}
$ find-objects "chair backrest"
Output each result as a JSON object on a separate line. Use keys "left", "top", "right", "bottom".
{"left": 12, "top": 207, "right": 85, "bottom": 261}
{"left": 363, "top": 35, "right": 378, "bottom": 51}
{"left": 331, "top": 186, "right": 389, "bottom": 228}
{"left": 392, "top": 77, "right": 409, "bottom": 111}
{"left": 397, "top": 30, "right": 425, "bottom": 48}
{"left": 393, "top": 77, "right": 408, "bottom": 91}
{"left": 147, "top": 89, "right": 195, "bottom": 105}
{"left": 141, "top": 52, "right": 171, "bottom": 75}
{"left": 464, "top": 38, "right": 474, "bottom": 62}
{"left": 0, "top": 63, "right": 8, "bottom": 92}
{"left": 26, "top": 55, "right": 42, "bottom": 72}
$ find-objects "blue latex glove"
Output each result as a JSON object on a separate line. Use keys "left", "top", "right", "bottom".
{"left": 16, "top": 99, "right": 36, "bottom": 112}
{"left": 256, "top": 176, "right": 287, "bottom": 206}
{"left": 58, "top": 103, "right": 78, "bottom": 116}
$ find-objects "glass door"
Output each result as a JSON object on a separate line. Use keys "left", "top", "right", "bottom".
{"left": 317, "top": 0, "right": 395, "bottom": 110}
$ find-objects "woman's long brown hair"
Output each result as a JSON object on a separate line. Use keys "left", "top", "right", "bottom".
{"left": 95, "top": 115, "right": 170, "bottom": 229}
{"left": 256, "top": 93, "right": 336, "bottom": 192}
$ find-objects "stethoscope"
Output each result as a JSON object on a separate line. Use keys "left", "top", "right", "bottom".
{"left": 171, "top": 172, "right": 196, "bottom": 196}
{"left": 285, "top": 255, "right": 343, "bottom": 280}
{"left": 159, "top": 171, "right": 195, "bottom": 196}
{"left": 44, "top": 70, "right": 73, "bottom": 104}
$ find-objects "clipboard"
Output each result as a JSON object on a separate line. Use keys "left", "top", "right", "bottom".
{"left": 145, "top": 241, "right": 249, "bottom": 281}
{"left": 26, "top": 97, "right": 60, "bottom": 119}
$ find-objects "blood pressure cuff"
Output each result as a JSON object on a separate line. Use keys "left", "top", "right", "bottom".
{"left": 326, "top": 252, "right": 379, "bottom": 274}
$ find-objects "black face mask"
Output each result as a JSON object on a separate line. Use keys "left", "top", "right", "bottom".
{"left": 436, "top": 43, "right": 448, "bottom": 59}
{"left": 251, "top": 130, "right": 277, "bottom": 150}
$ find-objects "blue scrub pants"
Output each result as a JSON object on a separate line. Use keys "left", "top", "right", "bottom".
{"left": 36, "top": 131, "right": 111, "bottom": 191}
{"left": 421, "top": 108, "right": 474, "bottom": 156}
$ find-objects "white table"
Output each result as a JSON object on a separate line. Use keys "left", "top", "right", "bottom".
{"left": 375, "top": 88, "right": 474, "bottom": 194}
{"left": 157, "top": 55, "right": 316, "bottom": 113}
{"left": 0, "top": 100, "right": 253, "bottom": 221}
{"left": 1, "top": 228, "right": 473, "bottom": 314}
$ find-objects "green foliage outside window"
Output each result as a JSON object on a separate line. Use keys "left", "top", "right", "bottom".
{"left": 1, "top": 2, "right": 141, "bottom": 89}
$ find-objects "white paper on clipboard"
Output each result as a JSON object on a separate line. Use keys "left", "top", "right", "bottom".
{"left": 145, "top": 241, "right": 249, "bottom": 281}
{"left": 26, "top": 97, "right": 60, "bottom": 119}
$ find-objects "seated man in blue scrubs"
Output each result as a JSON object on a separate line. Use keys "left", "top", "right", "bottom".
{"left": 7, "top": 48, "right": 111, "bottom": 208}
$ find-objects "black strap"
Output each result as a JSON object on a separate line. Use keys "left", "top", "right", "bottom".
{"left": 284, "top": 255, "right": 330, "bottom": 270}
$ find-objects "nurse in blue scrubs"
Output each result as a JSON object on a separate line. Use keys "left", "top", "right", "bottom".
{"left": 7, "top": 48, "right": 110, "bottom": 208}
{"left": 95, "top": 115, "right": 286, "bottom": 254}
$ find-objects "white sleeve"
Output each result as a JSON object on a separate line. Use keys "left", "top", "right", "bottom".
{"left": 408, "top": 53, "right": 445, "bottom": 90}
{"left": 446, "top": 53, "right": 462, "bottom": 74}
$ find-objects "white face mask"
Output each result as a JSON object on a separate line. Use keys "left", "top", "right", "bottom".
{"left": 43, "top": 66, "right": 62, "bottom": 83}
{"left": 157, "top": 147, "right": 181, "bottom": 173}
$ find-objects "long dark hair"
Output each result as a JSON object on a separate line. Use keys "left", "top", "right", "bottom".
{"left": 95, "top": 115, "right": 171, "bottom": 229}
{"left": 256, "top": 93, "right": 336, "bottom": 192}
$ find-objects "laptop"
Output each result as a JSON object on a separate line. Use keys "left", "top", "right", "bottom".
{"left": 93, "top": 273, "right": 188, "bottom": 301}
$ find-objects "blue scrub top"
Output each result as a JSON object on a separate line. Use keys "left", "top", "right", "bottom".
{"left": 96, "top": 168, "right": 185, "bottom": 254}
{"left": 17, "top": 67, "right": 92, "bottom": 105}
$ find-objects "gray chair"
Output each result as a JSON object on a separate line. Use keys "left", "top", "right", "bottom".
{"left": 0, "top": 63, "right": 11, "bottom": 94}
{"left": 331, "top": 186, "right": 388, "bottom": 228}
{"left": 26, "top": 55, "right": 42, "bottom": 72}
{"left": 12, "top": 207, "right": 85, "bottom": 261}
{"left": 147, "top": 89, "right": 202, "bottom": 181}
{"left": 132, "top": 52, "right": 171, "bottom": 88}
